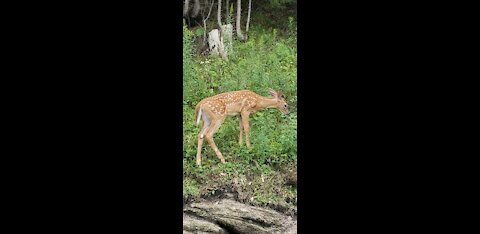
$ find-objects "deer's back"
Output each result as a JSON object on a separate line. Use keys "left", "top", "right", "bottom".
{"left": 198, "top": 90, "right": 259, "bottom": 116}
{"left": 200, "top": 90, "right": 258, "bottom": 105}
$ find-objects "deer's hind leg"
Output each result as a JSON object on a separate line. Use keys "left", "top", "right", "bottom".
{"left": 239, "top": 116, "right": 244, "bottom": 146}
{"left": 196, "top": 113, "right": 211, "bottom": 167}
{"left": 205, "top": 114, "right": 226, "bottom": 164}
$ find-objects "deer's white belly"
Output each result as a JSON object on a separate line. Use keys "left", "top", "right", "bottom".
{"left": 226, "top": 102, "right": 242, "bottom": 116}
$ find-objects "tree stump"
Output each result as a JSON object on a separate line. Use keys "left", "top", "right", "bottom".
{"left": 208, "top": 29, "right": 228, "bottom": 60}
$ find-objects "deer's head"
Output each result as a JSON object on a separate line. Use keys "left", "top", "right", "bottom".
{"left": 269, "top": 88, "right": 289, "bottom": 115}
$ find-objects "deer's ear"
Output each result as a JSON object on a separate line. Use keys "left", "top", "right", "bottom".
{"left": 269, "top": 88, "right": 277, "bottom": 98}
{"left": 277, "top": 89, "right": 283, "bottom": 98}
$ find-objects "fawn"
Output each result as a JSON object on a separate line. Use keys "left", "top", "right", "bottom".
{"left": 194, "top": 88, "right": 289, "bottom": 166}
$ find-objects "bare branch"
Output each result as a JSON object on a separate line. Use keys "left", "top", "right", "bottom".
{"left": 205, "top": 0, "right": 214, "bottom": 20}
{"left": 203, "top": 0, "right": 215, "bottom": 45}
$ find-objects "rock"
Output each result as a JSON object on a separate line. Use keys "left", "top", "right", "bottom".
{"left": 183, "top": 214, "right": 227, "bottom": 233}
{"left": 184, "top": 199, "right": 296, "bottom": 234}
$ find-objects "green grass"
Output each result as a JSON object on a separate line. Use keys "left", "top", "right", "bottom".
{"left": 183, "top": 13, "right": 297, "bottom": 214}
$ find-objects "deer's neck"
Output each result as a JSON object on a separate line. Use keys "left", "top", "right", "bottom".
{"left": 255, "top": 96, "right": 277, "bottom": 111}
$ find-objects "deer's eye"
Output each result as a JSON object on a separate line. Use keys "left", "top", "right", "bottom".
{"left": 284, "top": 104, "right": 287, "bottom": 108}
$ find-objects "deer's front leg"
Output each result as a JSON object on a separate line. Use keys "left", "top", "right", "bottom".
{"left": 239, "top": 116, "right": 244, "bottom": 146}
{"left": 241, "top": 111, "right": 252, "bottom": 149}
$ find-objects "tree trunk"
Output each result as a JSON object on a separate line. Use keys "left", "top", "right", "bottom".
{"left": 225, "top": 0, "right": 229, "bottom": 24}
{"left": 217, "top": 0, "right": 223, "bottom": 31}
{"left": 191, "top": 0, "right": 200, "bottom": 17}
{"left": 236, "top": 0, "right": 246, "bottom": 41}
{"left": 183, "top": 0, "right": 190, "bottom": 16}
{"left": 223, "top": 23, "right": 233, "bottom": 55}
{"left": 246, "top": 0, "right": 251, "bottom": 32}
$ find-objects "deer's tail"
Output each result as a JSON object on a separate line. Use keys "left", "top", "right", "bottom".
{"left": 195, "top": 103, "right": 202, "bottom": 125}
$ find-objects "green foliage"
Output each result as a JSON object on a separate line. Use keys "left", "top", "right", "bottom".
{"left": 183, "top": 178, "right": 200, "bottom": 197}
{"left": 287, "top": 17, "right": 297, "bottom": 46}
{"left": 194, "top": 27, "right": 205, "bottom": 37}
{"left": 183, "top": 11, "right": 297, "bottom": 211}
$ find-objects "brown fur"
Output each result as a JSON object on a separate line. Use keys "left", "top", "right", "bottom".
{"left": 194, "top": 89, "right": 288, "bottom": 167}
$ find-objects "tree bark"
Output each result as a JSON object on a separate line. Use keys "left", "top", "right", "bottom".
{"left": 208, "top": 29, "right": 221, "bottom": 56}
{"left": 208, "top": 29, "right": 228, "bottom": 60}
{"left": 225, "top": 0, "right": 230, "bottom": 24}
{"left": 236, "top": 0, "right": 246, "bottom": 41}
{"left": 191, "top": 0, "right": 200, "bottom": 18}
{"left": 183, "top": 0, "right": 190, "bottom": 16}
{"left": 223, "top": 23, "right": 233, "bottom": 55}
{"left": 246, "top": 0, "right": 251, "bottom": 32}
{"left": 217, "top": 0, "right": 223, "bottom": 31}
